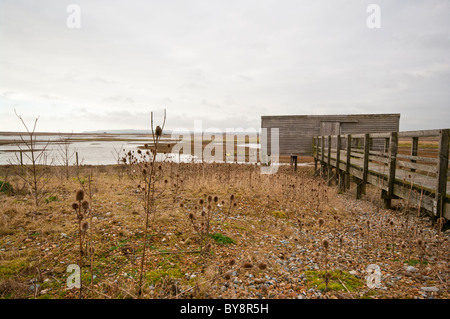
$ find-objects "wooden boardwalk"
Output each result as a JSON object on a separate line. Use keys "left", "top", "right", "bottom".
{"left": 313, "top": 129, "right": 450, "bottom": 220}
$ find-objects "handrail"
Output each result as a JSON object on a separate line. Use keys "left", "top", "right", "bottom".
{"left": 312, "top": 128, "right": 449, "bottom": 219}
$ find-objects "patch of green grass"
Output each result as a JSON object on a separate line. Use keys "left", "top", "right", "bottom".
{"left": 305, "top": 270, "right": 363, "bottom": 292}
{"left": 72, "top": 177, "right": 87, "bottom": 185}
{"left": 109, "top": 239, "right": 129, "bottom": 251}
{"left": 145, "top": 266, "right": 183, "bottom": 285}
{"left": 208, "top": 233, "right": 235, "bottom": 245}
{"left": 45, "top": 195, "right": 58, "bottom": 203}
{"left": 0, "top": 180, "right": 13, "bottom": 194}
{"left": 404, "top": 259, "right": 428, "bottom": 266}
{"left": 0, "top": 258, "right": 32, "bottom": 278}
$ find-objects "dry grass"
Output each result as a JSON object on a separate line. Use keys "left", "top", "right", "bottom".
{"left": 0, "top": 163, "right": 448, "bottom": 299}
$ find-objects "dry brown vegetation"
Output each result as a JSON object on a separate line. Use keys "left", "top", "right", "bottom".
{"left": 0, "top": 161, "right": 449, "bottom": 299}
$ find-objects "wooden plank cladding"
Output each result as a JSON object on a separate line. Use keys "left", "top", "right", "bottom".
{"left": 313, "top": 129, "right": 450, "bottom": 221}
{"left": 261, "top": 113, "right": 400, "bottom": 156}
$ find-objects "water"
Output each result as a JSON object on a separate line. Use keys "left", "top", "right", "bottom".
{"left": 0, "top": 133, "right": 265, "bottom": 166}
{"left": 0, "top": 133, "right": 187, "bottom": 165}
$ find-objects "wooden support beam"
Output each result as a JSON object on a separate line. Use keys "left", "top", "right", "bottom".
{"left": 381, "top": 189, "right": 391, "bottom": 209}
{"left": 346, "top": 134, "right": 351, "bottom": 189}
{"left": 362, "top": 133, "right": 370, "bottom": 195}
{"left": 321, "top": 136, "right": 325, "bottom": 177}
{"left": 290, "top": 154, "right": 298, "bottom": 171}
{"left": 315, "top": 137, "right": 320, "bottom": 159}
{"left": 410, "top": 137, "right": 419, "bottom": 173}
{"left": 336, "top": 135, "right": 344, "bottom": 192}
{"left": 435, "top": 129, "right": 449, "bottom": 220}
{"left": 356, "top": 179, "right": 363, "bottom": 199}
{"left": 314, "top": 137, "right": 319, "bottom": 172}
{"left": 321, "top": 136, "right": 325, "bottom": 162}
{"left": 387, "top": 132, "right": 398, "bottom": 198}
{"left": 327, "top": 135, "right": 332, "bottom": 185}
{"left": 336, "top": 135, "right": 341, "bottom": 172}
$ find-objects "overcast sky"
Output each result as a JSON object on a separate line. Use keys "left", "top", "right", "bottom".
{"left": 0, "top": 0, "right": 449, "bottom": 133}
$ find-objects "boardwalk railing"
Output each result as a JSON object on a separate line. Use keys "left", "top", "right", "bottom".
{"left": 313, "top": 129, "right": 450, "bottom": 220}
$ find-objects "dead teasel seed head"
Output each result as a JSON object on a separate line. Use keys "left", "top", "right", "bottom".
{"left": 213, "top": 196, "right": 218, "bottom": 203}
{"left": 180, "top": 203, "right": 184, "bottom": 208}
{"left": 228, "top": 259, "right": 236, "bottom": 266}
{"left": 208, "top": 195, "right": 212, "bottom": 202}
{"left": 81, "top": 200, "right": 90, "bottom": 211}
{"left": 258, "top": 262, "right": 268, "bottom": 270}
{"left": 76, "top": 190, "right": 85, "bottom": 201}
{"left": 224, "top": 273, "right": 231, "bottom": 280}
{"left": 417, "top": 239, "right": 424, "bottom": 247}
{"left": 242, "top": 262, "right": 253, "bottom": 269}
{"left": 318, "top": 218, "right": 324, "bottom": 227}
{"left": 155, "top": 126, "right": 162, "bottom": 137}
{"left": 72, "top": 202, "right": 79, "bottom": 210}
{"left": 81, "top": 221, "right": 89, "bottom": 233}
{"left": 230, "top": 194, "right": 235, "bottom": 201}
{"left": 322, "top": 239, "right": 329, "bottom": 250}
{"left": 189, "top": 213, "right": 194, "bottom": 219}
{"left": 199, "top": 199, "right": 204, "bottom": 205}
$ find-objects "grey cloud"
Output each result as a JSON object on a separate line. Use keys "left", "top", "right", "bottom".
{"left": 0, "top": 0, "right": 449, "bottom": 132}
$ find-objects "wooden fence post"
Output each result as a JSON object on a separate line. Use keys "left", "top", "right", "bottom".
{"left": 336, "top": 135, "right": 344, "bottom": 192}
{"left": 321, "top": 136, "right": 325, "bottom": 177}
{"left": 327, "top": 135, "right": 332, "bottom": 185}
{"left": 435, "top": 129, "right": 449, "bottom": 221}
{"left": 313, "top": 137, "right": 318, "bottom": 172}
{"left": 346, "top": 134, "right": 351, "bottom": 189}
{"left": 385, "top": 132, "right": 398, "bottom": 208}
{"left": 411, "top": 137, "right": 419, "bottom": 173}
{"left": 362, "top": 133, "right": 370, "bottom": 195}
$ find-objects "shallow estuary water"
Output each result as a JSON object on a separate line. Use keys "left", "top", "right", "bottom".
{"left": 0, "top": 133, "right": 264, "bottom": 166}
